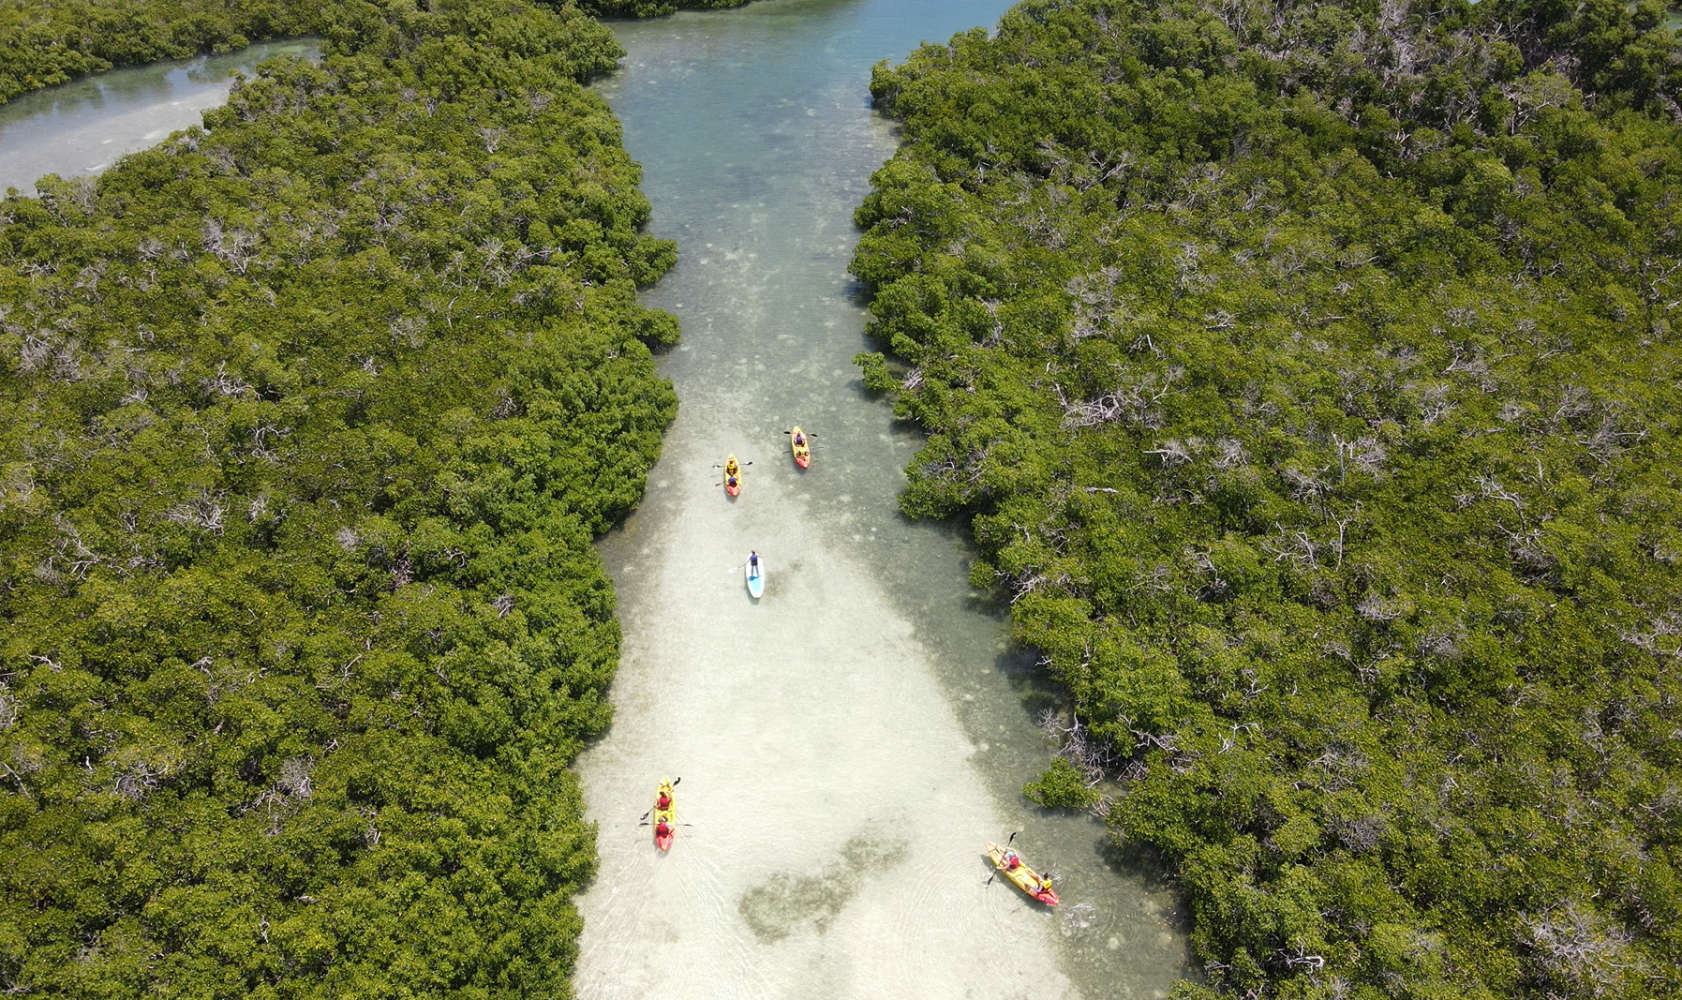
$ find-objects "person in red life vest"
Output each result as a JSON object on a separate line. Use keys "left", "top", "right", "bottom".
{"left": 656, "top": 791, "right": 671, "bottom": 810}
{"left": 655, "top": 819, "right": 673, "bottom": 839}
{"left": 1002, "top": 850, "right": 1022, "bottom": 872}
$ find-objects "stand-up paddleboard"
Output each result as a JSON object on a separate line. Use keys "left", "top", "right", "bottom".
{"left": 986, "top": 841, "right": 1059, "bottom": 905}
{"left": 653, "top": 778, "right": 676, "bottom": 851}
{"left": 745, "top": 553, "right": 765, "bottom": 599}
{"left": 790, "top": 426, "right": 811, "bottom": 469}
{"left": 723, "top": 454, "right": 742, "bottom": 496}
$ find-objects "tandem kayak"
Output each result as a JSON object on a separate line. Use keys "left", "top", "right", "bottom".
{"left": 745, "top": 553, "right": 765, "bottom": 599}
{"left": 653, "top": 778, "right": 676, "bottom": 851}
{"left": 986, "top": 842, "right": 1058, "bottom": 905}
{"left": 790, "top": 426, "right": 811, "bottom": 469}
{"left": 723, "top": 454, "right": 742, "bottom": 496}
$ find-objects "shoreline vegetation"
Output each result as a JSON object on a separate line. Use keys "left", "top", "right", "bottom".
{"left": 0, "top": 0, "right": 321, "bottom": 107}
{"left": 0, "top": 0, "right": 753, "bottom": 108}
{"left": 853, "top": 0, "right": 1682, "bottom": 997}
{"left": 1, "top": 0, "right": 685, "bottom": 995}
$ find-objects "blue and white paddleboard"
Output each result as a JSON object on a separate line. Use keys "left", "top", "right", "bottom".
{"left": 746, "top": 556, "right": 765, "bottom": 599}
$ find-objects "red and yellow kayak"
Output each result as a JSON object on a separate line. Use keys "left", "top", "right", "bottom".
{"left": 653, "top": 778, "right": 676, "bottom": 851}
{"left": 790, "top": 426, "right": 811, "bottom": 469}
{"left": 986, "top": 842, "right": 1058, "bottom": 905}
{"left": 723, "top": 455, "right": 741, "bottom": 497}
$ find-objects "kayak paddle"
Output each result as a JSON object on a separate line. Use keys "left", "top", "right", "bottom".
{"left": 638, "top": 776, "right": 681, "bottom": 822}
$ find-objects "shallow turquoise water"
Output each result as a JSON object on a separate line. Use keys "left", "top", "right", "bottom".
{"left": 576, "top": 2, "right": 1193, "bottom": 997}
{"left": 0, "top": 38, "right": 319, "bottom": 195}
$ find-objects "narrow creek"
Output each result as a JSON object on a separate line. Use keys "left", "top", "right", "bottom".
{"left": 577, "top": 2, "right": 1192, "bottom": 997}
{"left": 0, "top": 38, "right": 319, "bottom": 196}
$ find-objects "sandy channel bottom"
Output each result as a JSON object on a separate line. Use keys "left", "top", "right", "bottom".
{"left": 573, "top": 2, "right": 1190, "bottom": 997}
{"left": 576, "top": 442, "right": 1071, "bottom": 1000}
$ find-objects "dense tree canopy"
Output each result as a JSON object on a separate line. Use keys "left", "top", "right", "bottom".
{"left": 0, "top": 0, "right": 679, "bottom": 995}
{"left": 574, "top": 0, "right": 748, "bottom": 19}
{"left": 854, "top": 1, "right": 1682, "bottom": 997}
{"left": 0, "top": 0, "right": 320, "bottom": 104}
{"left": 0, "top": 0, "right": 743, "bottom": 108}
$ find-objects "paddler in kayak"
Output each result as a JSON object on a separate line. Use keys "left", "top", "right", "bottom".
{"left": 986, "top": 839, "right": 1060, "bottom": 905}
{"left": 720, "top": 454, "right": 749, "bottom": 496}
{"left": 652, "top": 776, "right": 677, "bottom": 850}
{"left": 789, "top": 427, "right": 812, "bottom": 469}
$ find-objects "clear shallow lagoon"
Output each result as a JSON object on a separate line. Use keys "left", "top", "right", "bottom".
{"left": 0, "top": 38, "right": 319, "bottom": 195}
{"left": 577, "top": 2, "right": 1193, "bottom": 997}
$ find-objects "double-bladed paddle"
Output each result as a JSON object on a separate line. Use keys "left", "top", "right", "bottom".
{"left": 638, "top": 775, "right": 681, "bottom": 823}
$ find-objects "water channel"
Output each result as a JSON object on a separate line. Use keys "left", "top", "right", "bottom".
{"left": 0, "top": 38, "right": 319, "bottom": 196}
{"left": 576, "top": 2, "right": 1191, "bottom": 997}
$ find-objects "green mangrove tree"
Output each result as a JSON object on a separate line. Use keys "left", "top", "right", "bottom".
{"left": 854, "top": 0, "right": 1682, "bottom": 997}
{"left": 0, "top": 0, "right": 678, "bottom": 995}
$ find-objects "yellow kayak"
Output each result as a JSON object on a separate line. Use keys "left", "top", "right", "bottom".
{"left": 986, "top": 841, "right": 1058, "bottom": 905}
{"left": 653, "top": 778, "right": 676, "bottom": 851}
{"left": 790, "top": 426, "right": 811, "bottom": 469}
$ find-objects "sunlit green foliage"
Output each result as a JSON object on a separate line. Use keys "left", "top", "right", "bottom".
{"left": 1024, "top": 755, "right": 1102, "bottom": 809}
{"left": 855, "top": 1, "right": 1682, "bottom": 997}
{"left": 0, "top": 0, "right": 678, "bottom": 995}
{"left": 574, "top": 0, "right": 749, "bottom": 18}
{"left": 0, "top": 0, "right": 742, "bottom": 107}
{"left": 0, "top": 0, "right": 320, "bottom": 104}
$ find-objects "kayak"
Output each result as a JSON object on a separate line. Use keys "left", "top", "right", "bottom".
{"left": 724, "top": 454, "right": 741, "bottom": 497}
{"left": 746, "top": 555, "right": 765, "bottom": 599}
{"left": 790, "top": 426, "right": 811, "bottom": 469}
{"left": 986, "top": 842, "right": 1059, "bottom": 905}
{"left": 653, "top": 778, "right": 676, "bottom": 851}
